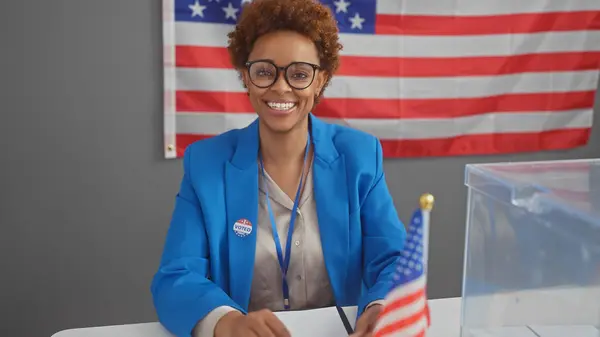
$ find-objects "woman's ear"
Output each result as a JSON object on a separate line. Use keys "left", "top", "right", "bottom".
{"left": 240, "top": 69, "right": 250, "bottom": 89}
{"left": 315, "top": 71, "right": 328, "bottom": 94}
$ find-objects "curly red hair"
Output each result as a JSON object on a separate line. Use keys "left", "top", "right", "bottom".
{"left": 226, "top": 0, "right": 343, "bottom": 100}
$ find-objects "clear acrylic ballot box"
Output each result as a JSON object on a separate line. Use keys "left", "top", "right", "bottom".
{"left": 461, "top": 159, "right": 600, "bottom": 337}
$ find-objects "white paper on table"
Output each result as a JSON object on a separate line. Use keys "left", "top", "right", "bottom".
{"left": 465, "top": 327, "right": 538, "bottom": 337}
{"left": 274, "top": 306, "right": 358, "bottom": 337}
{"left": 465, "top": 325, "right": 600, "bottom": 337}
{"left": 528, "top": 325, "right": 600, "bottom": 337}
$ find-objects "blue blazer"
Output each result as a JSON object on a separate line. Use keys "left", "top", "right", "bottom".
{"left": 151, "top": 114, "right": 407, "bottom": 336}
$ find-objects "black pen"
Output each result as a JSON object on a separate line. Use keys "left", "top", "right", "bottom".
{"left": 336, "top": 305, "right": 354, "bottom": 335}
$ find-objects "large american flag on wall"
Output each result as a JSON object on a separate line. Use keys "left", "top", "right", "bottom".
{"left": 162, "top": 0, "right": 600, "bottom": 159}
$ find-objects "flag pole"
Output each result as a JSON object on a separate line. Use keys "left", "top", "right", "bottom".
{"left": 419, "top": 193, "right": 435, "bottom": 273}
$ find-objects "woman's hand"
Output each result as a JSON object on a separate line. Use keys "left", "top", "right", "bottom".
{"left": 350, "top": 304, "right": 383, "bottom": 337}
{"left": 214, "top": 309, "right": 291, "bottom": 337}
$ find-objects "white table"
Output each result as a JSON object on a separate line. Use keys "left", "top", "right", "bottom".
{"left": 51, "top": 297, "right": 461, "bottom": 337}
{"left": 51, "top": 294, "right": 600, "bottom": 337}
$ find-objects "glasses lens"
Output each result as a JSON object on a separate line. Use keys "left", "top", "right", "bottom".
{"left": 248, "top": 61, "right": 277, "bottom": 88}
{"left": 286, "top": 63, "right": 315, "bottom": 89}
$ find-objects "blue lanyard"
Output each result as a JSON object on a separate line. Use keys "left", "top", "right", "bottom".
{"left": 259, "top": 132, "right": 311, "bottom": 310}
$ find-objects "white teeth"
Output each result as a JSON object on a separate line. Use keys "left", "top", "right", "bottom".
{"left": 267, "top": 102, "right": 296, "bottom": 111}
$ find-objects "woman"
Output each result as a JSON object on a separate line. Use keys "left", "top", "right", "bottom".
{"left": 151, "top": 0, "right": 407, "bottom": 336}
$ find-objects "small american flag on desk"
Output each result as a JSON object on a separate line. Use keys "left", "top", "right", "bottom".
{"left": 373, "top": 194, "right": 434, "bottom": 337}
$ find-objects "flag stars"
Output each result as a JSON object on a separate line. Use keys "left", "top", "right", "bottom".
{"left": 333, "top": 0, "right": 351, "bottom": 13}
{"left": 189, "top": 0, "right": 207, "bottom": 17}
{"left": 349, "top": 12, "right": 365, "bottom": 30}
{"left": 222, "top": 2, "right": 239, "bottom": 20}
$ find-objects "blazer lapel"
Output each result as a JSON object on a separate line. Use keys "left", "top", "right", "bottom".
{"left": 226, "top": 118, "right": 260, "bottom": 311}
{"left": 310, "top": 115, "right": 350, "bottom": 304}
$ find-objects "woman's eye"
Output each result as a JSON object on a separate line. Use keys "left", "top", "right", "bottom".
{"left": 256, "top": 69, "right": 272, "bottom": 76}
{"left": 292, "top": 73, "right": 308, "bottom": 79}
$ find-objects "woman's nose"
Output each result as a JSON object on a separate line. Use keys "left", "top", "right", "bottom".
{"left": 270, "top": 71, "right": 292, "bottom": 93}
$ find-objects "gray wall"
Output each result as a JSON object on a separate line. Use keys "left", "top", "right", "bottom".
{"left": 1, "top": 0, "right": 598, "bottom": 336}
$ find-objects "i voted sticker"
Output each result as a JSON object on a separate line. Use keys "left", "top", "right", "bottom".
{"left": 233, "top": 219, "right": 253, "bottom": 237}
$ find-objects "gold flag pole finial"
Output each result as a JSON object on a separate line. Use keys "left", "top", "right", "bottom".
{"left": 419, "top": 193, "right": 435, "bottom": 211}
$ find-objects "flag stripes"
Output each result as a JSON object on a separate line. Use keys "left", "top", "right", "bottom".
{"left": 163, "top": 0, "right": 600, "bottom": 158}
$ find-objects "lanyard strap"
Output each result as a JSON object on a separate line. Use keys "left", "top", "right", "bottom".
{"left": 259, "top": 132, "right": 311, "bottom": 310}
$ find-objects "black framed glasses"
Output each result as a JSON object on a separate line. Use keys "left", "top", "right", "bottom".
{"left": 245, "top": 59, "right": 321, "bottom": 90}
